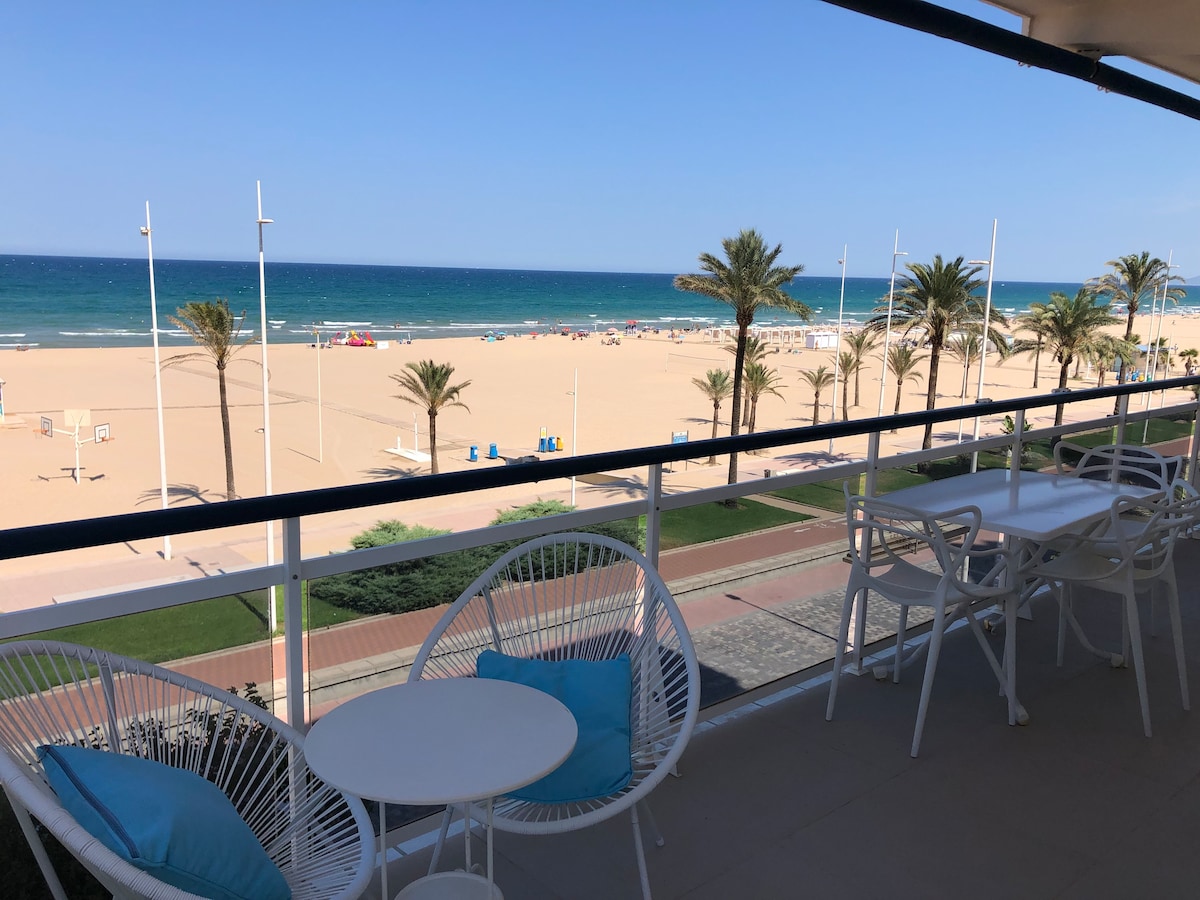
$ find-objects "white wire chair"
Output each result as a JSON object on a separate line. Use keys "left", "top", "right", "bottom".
{"left": 408, "top": 532, "right": 700, "bottom": 900}
{"left": 0, "top": 640, "right": 374, "bottom": 900}
{"left": 827, "top": 487, "right": 1021, "bottom": 757}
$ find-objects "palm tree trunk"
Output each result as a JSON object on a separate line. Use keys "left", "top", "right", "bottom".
{"left": 1032, "top": 342, "right": 1041, "bottom": 389}
{"left": 726, "top": 324, "right": 749, "bottom": 492}
{"left": 708, "top": 403, "right": 719, "bottom": 465}
{"left": 854, "top": 370, "right": 862, "bottom": 407}
{"left": 842, "top": 384, "right": 849, "bottom": 422}
{"left": 892, "top": 376, "right": 903, "bottom": 433}
{"left": 812, "top": 392, "right": 821, "bottom": 426}
{"left": 1054, "top": 364, "right": 1070, "bottom": 426}
{"left": 218, "top": 366, "right": 235, "bottom": 501}
{"left": 921, "top": 346, "right": 942, "bottom": 451}
{"left": 428, "top": 410, "right": 439, "bottom": 475}
{"left": 748, "top": 398, "right": 758, "bottom": 436}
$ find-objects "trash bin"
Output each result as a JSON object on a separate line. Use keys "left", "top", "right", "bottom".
{"left": 547, "top": 436, "right": 556, "bottom": 452}
{"left": 555, "top": 436, "right": 563, "bottom": 451}
{"left": 469, "top": 445, "right": 478, "bottom": 462}
{"left": 538, "top": 437, "right": 548, "bottom": 452}
{"left": 488, "top": 443, "right": 498, "bottom": 459}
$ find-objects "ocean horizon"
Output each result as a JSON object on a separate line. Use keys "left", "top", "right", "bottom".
{"left": 0, "top": 254, "right": 1188, "bottom": 351}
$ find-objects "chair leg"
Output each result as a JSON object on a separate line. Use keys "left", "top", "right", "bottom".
{"left": 911, "top": 609, "right": 946, "bottom": 758}
{"left": 638, "top": 799, "right": 664, "bottom": 846}
{"left": 1164, "top": 574, "right": 1190, "bottom": 711}
{"left": 1056, "top": 584, "right": 1068, "bottom": 667}
{"left": 826, "top": 586, "right": 859, "bottom": 722}
{"left": 427, "top": 805, "right": 454, "bottom": 875}
{"left": 1124, "top": 593, "right": 1153, "bottom": 738}
{"left": 893, "top": 605, "right": 909, "bottom": 684}
{"left": 10, "top": 798, "right": 69, "bottom": 900}
{"left": 630, "top": 804, "right": 653, "bottom": 900}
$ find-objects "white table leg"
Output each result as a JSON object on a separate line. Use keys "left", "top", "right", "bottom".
{"left": 464, "top": 803, "right": 472, "bottom": 874}
{"left": 380, "top": 802, "right": 388, "bottom": 900}
{"left": 487, "top": 798, "right": 495, "bottom": 890}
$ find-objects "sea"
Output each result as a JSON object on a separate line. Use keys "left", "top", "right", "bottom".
{"left": 0, "top": 254, "right": 1187, "bottom": 351}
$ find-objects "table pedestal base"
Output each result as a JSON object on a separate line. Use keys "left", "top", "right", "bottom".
{"left": 394, "top": 871, "right": 504, "bottom": 900}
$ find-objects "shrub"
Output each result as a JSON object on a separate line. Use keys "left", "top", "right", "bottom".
{"left": 310, "top": 501, "right": 642, "bottom": 617}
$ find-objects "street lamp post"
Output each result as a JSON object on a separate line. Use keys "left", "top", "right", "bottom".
{"left": 830, "top": 248, "right": 847, "bottom": 453}
{"left": 568, "top": 368, "right": 579, "bottom": 505}
{"left": 967, "top": 219, "right": 998, "bottom": 472}
{"left": 140, "top": 203, "right": 171, "bottom": 561}
{"left": 314, "top": 327, "right": 324, "bottom": 463}
{"left": 256, "top": 181, "right": 277, "bottom": 633}
{"left": 1145, "top": 251, "right": 1177, "bottom": 392}
{"left": 876, "top": 231, "right": 908, "bottom": 417}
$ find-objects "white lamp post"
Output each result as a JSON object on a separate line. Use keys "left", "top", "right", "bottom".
{"left": 314, "top": 327, "right": 324, "bottom": 463}
{"left": 1145, "top": 252, "right": 1178, "bottom": 392}
{"left": 256, "top": 181, "right": 277, "bottom": 633}
{"left": 140, "top": 203, "right": 172, "bottom": 560}
{"left": 966, "top": 220, "right": 998, "bottom": 469}
{"left": 876, "top": 231, "right": 907, "bottom": 417}
{"left": 829, "top": 248, "right": 847, "bottom": 453}
{"left": 568, "top": 368, "right": 579, "bottom": 505}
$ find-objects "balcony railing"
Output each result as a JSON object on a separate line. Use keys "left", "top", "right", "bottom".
{"left": 1, "top": 378, "right": 1197, "bottom": 731}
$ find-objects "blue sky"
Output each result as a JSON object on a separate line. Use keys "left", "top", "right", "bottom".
{"left": 3, "top": 1, "right": 1198, "bottom": 281}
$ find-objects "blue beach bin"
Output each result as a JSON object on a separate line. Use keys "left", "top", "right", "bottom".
{"left": 488, "top": 443, "right": 498, "bottom": 460}
{"left": 538, "top": 437, "right": 548, "bottom": 452}
{"left": 547, "top": 436, "right": 556, "bottom": 452}
{"left": 469, "top": 445, "right": 478, "bottom": 462}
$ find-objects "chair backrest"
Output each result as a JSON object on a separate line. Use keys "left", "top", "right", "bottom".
{"left": 409, "top": 532, "right": 700, "bottom": 831}
{"left": 0, "top": 641, "right": 373, "bottom": 900}
{"left": 844, "top": 486, "right": 988, "bottom": 601}
{"left": 1088, "top": 495, "right": 1184, "bottom": 583}
{"left": 1055, "top": 441, "right": 1181, "bottom": 491}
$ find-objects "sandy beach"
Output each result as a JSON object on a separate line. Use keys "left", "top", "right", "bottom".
{"left": 1, "top": 317, "right": 1196, "bottom": 584}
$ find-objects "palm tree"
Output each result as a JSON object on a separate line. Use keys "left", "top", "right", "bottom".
{"left": 799, "top": 365, "right": 835, "bottom": 425}
{"left": 844, "top": 331, "right": 878, "bottom": 407}
{"left": 390, "top": 360, "right": 471, "bottom": 475}
{"left": 675, "top": 230, "right": 809, "bottom": 487}
{"left": 867, "top": 255, "right": 986, "bottom": 452}
{"left": 1031, "top": 289, "right": 1121, "bottom": 425}
{"left": 1013, "top": 305, "right": 1055, "bottom": 389}
{"left": 723, "top": 336, "right": 770, "bottom": 426}
{"left": 165, "top": 298, "right": 256, "bottom": 501}
{"left": 836, "top": 350, "right": 857, "bottom": 421}
{"left": 946, "top": 331, "right": 982, "bottom": 409}
{"left": 742, "top": 362, "right": 785, "bottom": 436}
{"left": 1087, "top": 334, "right": 1136, "bottom": 387}
{"left": 692, "top": 369, "right": 733, "bottom": 465}
{"left": 1181, "top": 347, "right": 1199, "bottom": 377}
{"left": 1088, "top": 252, "right": 1187, "bottom": 385}
{"left": 886, "top": 344, "right": 926, "bottom": 432}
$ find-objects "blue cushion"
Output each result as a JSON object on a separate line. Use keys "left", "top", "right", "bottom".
{"left": 39, "top": 745, "right": 290, "bottom": 900}
{"left": 477, "top": 650, "right": 633, "bottom": 803}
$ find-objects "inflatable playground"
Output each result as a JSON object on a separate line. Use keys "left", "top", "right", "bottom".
{"left": 331, "top": 330, "right": 376, "bottom": 347}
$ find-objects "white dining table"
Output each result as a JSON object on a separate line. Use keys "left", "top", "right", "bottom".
{"left": 304, "top": 678, "right": 578, "bottom": 900}
{"left": 884, "top": 467, "right": 1160, "bottom": 725}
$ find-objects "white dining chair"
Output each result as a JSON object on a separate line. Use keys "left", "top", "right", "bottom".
{"left": 826, "top": 486, "right": 1020, "bottom": 757}
{"left": 1026, "top": 492, "right": 1196, "bottom": 737}
{"left": 408, "top": 532, "right": 700, "bottom": 900}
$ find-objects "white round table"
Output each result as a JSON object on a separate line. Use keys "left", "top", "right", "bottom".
{"left": 304, "top": 678, "right": 578, "bottom": 899}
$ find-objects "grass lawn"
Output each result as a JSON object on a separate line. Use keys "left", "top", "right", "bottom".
{"left": 20, "top": 586, "right": 364, "bottom": 668}
{"left": 650, "top": 497, "right": 813, "bottom": 551}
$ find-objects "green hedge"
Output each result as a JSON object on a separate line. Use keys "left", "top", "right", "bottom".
{"left": 308, "top": 501, "right": 640, "bottom": 617}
